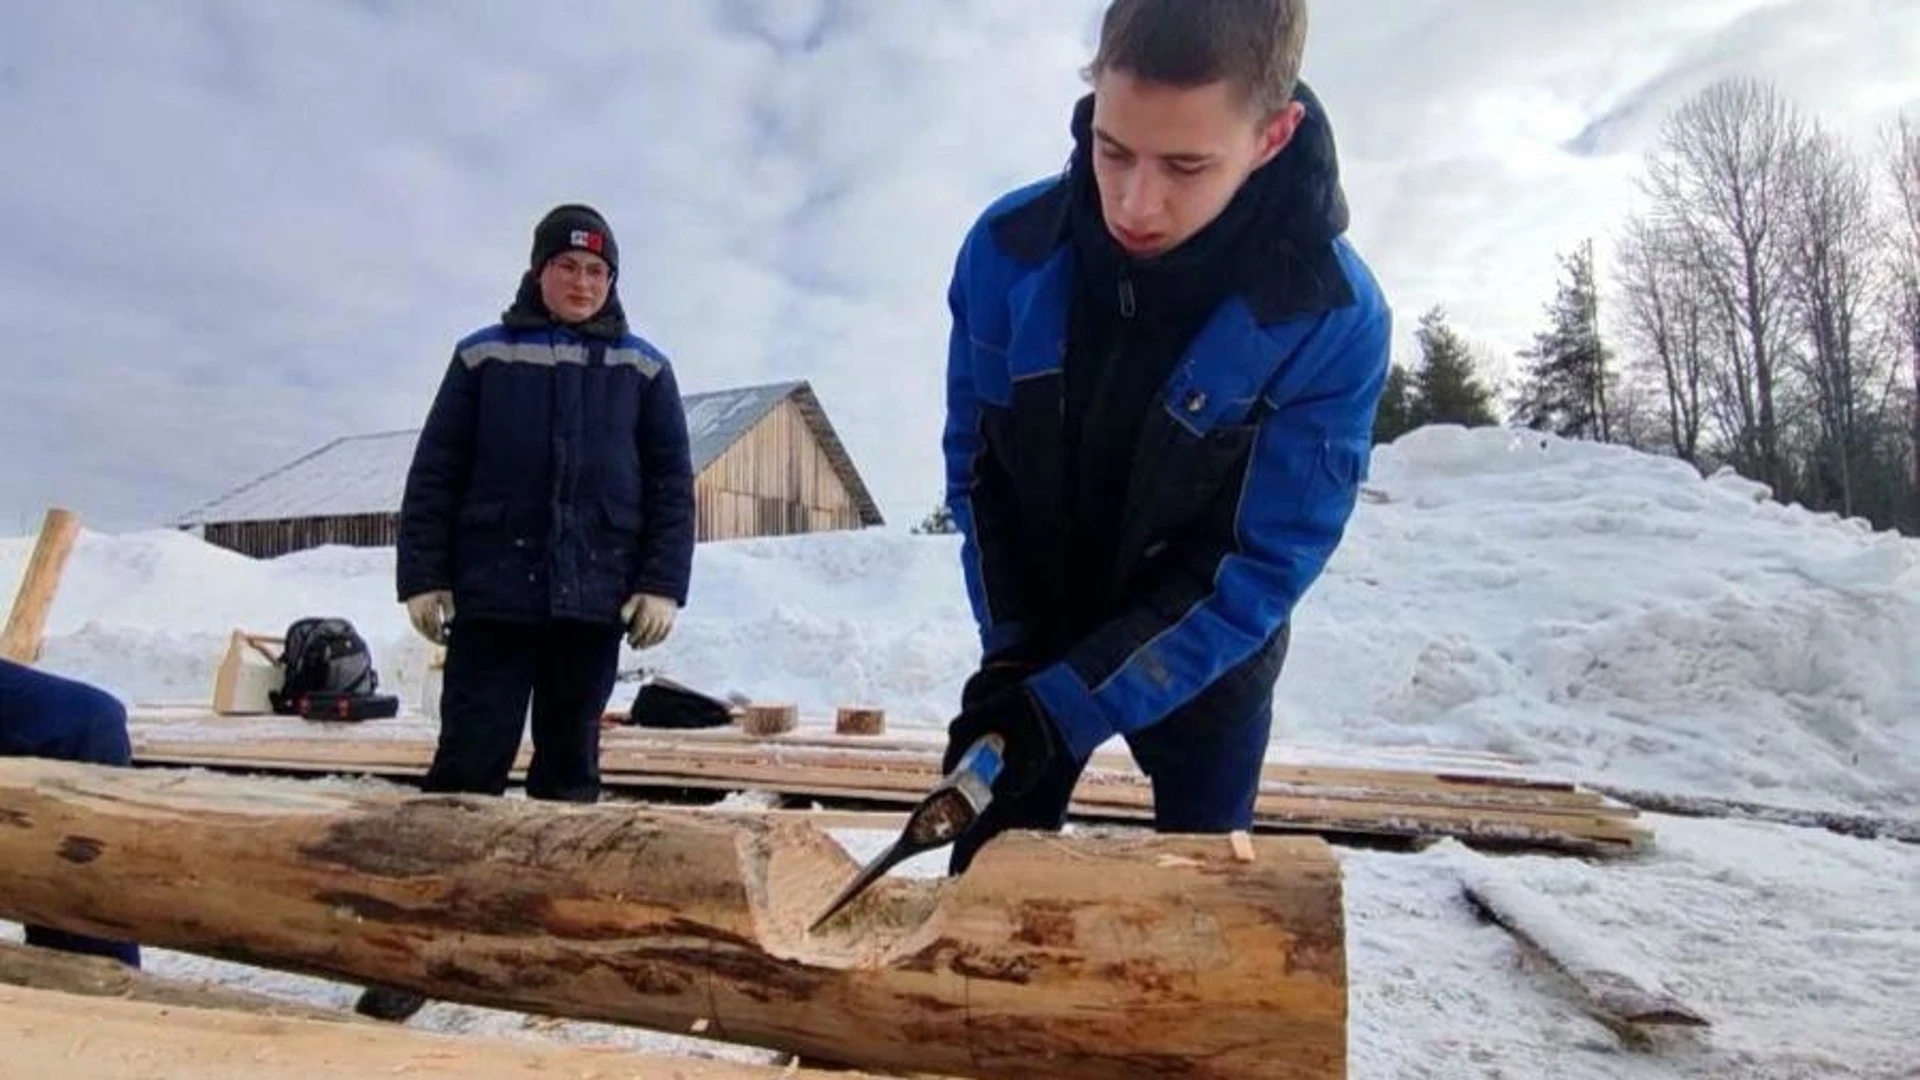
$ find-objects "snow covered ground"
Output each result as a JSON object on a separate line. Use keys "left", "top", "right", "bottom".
{"left": 5, "top": 426, "right": 1918, "bottom": 1078}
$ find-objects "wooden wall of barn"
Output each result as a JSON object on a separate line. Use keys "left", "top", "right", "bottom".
{"left": 694, "top": 398, "right": 865, "bottom": 541}
{"left": 202, "top": 513, "right": 399, "bottom": 559}
{"left": 195, "top": 402, "right": 866, "bottom": 557}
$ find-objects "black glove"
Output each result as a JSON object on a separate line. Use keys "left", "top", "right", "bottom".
{"left": 960, "top": 657, "right": 1035, "bottom": 713}
{"left": 941, "top": 684, "right": 1063, "bottom": 803}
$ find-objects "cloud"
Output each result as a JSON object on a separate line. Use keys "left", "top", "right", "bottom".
{"left": 1, "top": 1, "right": 1915, "bottom": 533}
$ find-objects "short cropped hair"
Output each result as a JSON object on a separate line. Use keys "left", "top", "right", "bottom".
{"left": 1086, "top": 0, "right": 1309, "bottom": 116}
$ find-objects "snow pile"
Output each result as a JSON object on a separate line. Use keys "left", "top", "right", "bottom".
{"left": 9, "top": 426, "right": 1913, "bottom": 813}
{"left": 4, "top": 427, "right": 1919, "bottom": 1078}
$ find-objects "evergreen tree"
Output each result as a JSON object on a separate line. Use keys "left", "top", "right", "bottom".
{"left": 1410, "top": 306, "right": 1498, "bottom": 427}
{"left": 912, "top": 499, "right": 958, "bottom": 535}
{"left": 1372, "top": 364, "right": 1417, "bottom": 443}
{"left": 1512, "top": 241, "right": 1614, "bottom": 440}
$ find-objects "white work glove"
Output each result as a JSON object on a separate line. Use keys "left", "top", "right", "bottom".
{"left": 404, "top": 590, "right": 455, "bottom": 645}
{"left": 620, "top": 593, "right": 677, "bottom": 650}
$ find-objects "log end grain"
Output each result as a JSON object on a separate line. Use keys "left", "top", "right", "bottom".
{"left": 740, "top": 704, "right": 799, "bottom": 738}
{"left": 834, "top": 708, "right": 886, "bottom": 737}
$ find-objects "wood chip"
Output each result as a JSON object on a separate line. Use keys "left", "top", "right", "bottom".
{"left": 1229, "top": 830, "right": 1256, "bottom": 863}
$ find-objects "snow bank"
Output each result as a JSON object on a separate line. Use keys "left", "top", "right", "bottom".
{"left": 6, "top": 426, "right": 1915, "bottom": 813}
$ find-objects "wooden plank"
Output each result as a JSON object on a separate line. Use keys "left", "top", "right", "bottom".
{"left": 1588, "top": 782, "right": 1920, "bottom": 844}
{"left": 0, "top": 941, "right": 361, "bottom": 1024}
{"left": 0, "top": 984, "right": 886, "bottom": 1080}
{"left": 132, "top": 704, "right": 1535, "bottom": 773}
{"left": 0, "top": 758, "right": 1349, "bottom": 1080}
{"left": 128, "top": 734, "right": 1646, "bottom": 855}
{"left": 128, "top": 733, "right": 1623, "bottom": 820}
{"left": 1, "top": 507, "right": 80, "bottom": 664}
{"left": 1460, "top": 855, "right": 1708, "bottom": 1033}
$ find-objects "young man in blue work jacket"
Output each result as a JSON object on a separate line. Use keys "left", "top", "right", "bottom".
{"left": 940, "top": 0, "right": 1391, "bottom": 871}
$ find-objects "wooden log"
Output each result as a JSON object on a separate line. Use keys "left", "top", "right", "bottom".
{"left": 0, "top": 758, "right": 1349, "bottom": 1080}
{"left": 1458, "top": 855, "right": 1707, "bottom": 1031}
{"left": 0, "top": 984, "right": 884, "bottom": 1079}
{"left": 0, "top": 507, "right": 80, "bottom": 664}
{"left": 0, "top": 940, "right": 358, "bottom": 1023}
{"left": 739, "top": 702, "right": 797, "bottom": 737}
{"left": 834, "top": 706, "right": 886, "bottom": 737}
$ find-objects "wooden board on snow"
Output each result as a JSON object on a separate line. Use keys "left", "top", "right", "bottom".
{"left": 1458, "top": 853, "right": 1708, "bottom": 1032}
{"left": 127, "top": 713, "right": 1648, "bottom": 856}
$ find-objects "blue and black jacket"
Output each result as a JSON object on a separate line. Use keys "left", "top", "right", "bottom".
{"left": 397, "top": 277, "right": 695, "bottom": 625}
{"left": 942, "top": 85, "right": 1392, "bottom": 762}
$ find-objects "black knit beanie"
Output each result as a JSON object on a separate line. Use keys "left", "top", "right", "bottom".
{"left": 530, "top": 203, "right": 619, "bottom": 275}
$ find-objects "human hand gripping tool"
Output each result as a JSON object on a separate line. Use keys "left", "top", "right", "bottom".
{"left": 806, "top": 733, "right": 1005, "bottom": 933}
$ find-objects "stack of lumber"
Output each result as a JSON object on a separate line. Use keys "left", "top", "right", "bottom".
{"left": 127, "top": 708, "right": 1651, "bottom": 856}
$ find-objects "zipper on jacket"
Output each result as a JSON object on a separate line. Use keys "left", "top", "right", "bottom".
{"left": 1118, "top": 276, "right": 1137, "bottom": 319}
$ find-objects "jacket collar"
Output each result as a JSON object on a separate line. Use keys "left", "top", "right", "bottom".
{"left": 989, "top": 81, "right": 1354, "bottom": 323}
{"left": 500, "top": 270, "right": 631, "bottom": 341}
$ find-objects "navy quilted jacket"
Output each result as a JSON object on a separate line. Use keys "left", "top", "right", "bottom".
{"left": 397, "top": 286, "right": 694, "bottom": 624}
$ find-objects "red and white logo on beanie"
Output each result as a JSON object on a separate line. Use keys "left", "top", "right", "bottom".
{"left": 569, "top": 229, "right": 604, "bottom": 254}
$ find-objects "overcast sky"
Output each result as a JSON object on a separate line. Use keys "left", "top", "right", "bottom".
{"left": 3, "top": 0, "right": 1917, "bottom": 534}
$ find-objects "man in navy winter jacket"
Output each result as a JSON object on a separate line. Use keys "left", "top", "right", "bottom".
{"left": 366, "top": 204, "right": 694, "bottom": 1020}
{"left": 940, "top": 0, "right": 1391, "bottom": 871}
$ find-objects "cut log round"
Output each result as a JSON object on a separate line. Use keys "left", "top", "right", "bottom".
{"left": 0, "top": 759, "right": 1348, "bottom": 1080}
{"left": 739, "top": 703, "right": 797, "bottom": 737}
{"left": 0, "top": 984, "right": 881, "bottom": 1079}
{"left": 834, "top": 707, "right": 886, "bottom": 737}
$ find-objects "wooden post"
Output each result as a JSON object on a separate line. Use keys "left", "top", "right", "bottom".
{"left": 739, "top": 702, "right": 798, "bottom": 737}
{"left": 0, "top": 758, "right": 1349, "bottom": 1080}
{"left": 0, "top": 507, "right": 80, "bottom": 664}
{"left": 834, "top": 706, "right": 886, "bottom": 737}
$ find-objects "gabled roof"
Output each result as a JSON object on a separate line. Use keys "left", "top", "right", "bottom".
{"left": 174, "top": 380, "right": 883, "bottom": 527}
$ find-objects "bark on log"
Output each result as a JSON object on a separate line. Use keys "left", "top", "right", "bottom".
{"left": 0, "top": 983, "right": 887, "bottom": 1079}
{"left": 0, "top": 507, "right": 80, "bottom": 664}
{"left": 0, "top": 940, "right": 360, "bottom": 1023}
{"left": 0, "top": 759, "right": 1348, "bottom": 1080}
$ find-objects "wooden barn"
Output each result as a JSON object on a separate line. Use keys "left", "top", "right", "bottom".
{"left": 173, "top": 380, "right": 884, "bottom": 559}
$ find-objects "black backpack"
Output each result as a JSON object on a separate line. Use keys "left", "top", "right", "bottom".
{"left": 623, "top": 677, "right": 733, "bottom": 729}
{"left": 269, "top": 617, "right": 397, "bottom": 721}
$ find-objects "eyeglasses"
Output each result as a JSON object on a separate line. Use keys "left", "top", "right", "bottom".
{"left": 548, "top": 257, "right": 609, "bottom": 282}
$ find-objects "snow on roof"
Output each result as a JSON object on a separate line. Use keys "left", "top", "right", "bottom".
{"left": 685, "top": 379, "right": 804, "bottom": 474}
{"left": 173, "top": 380, "right": 881, "bottom": 527}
